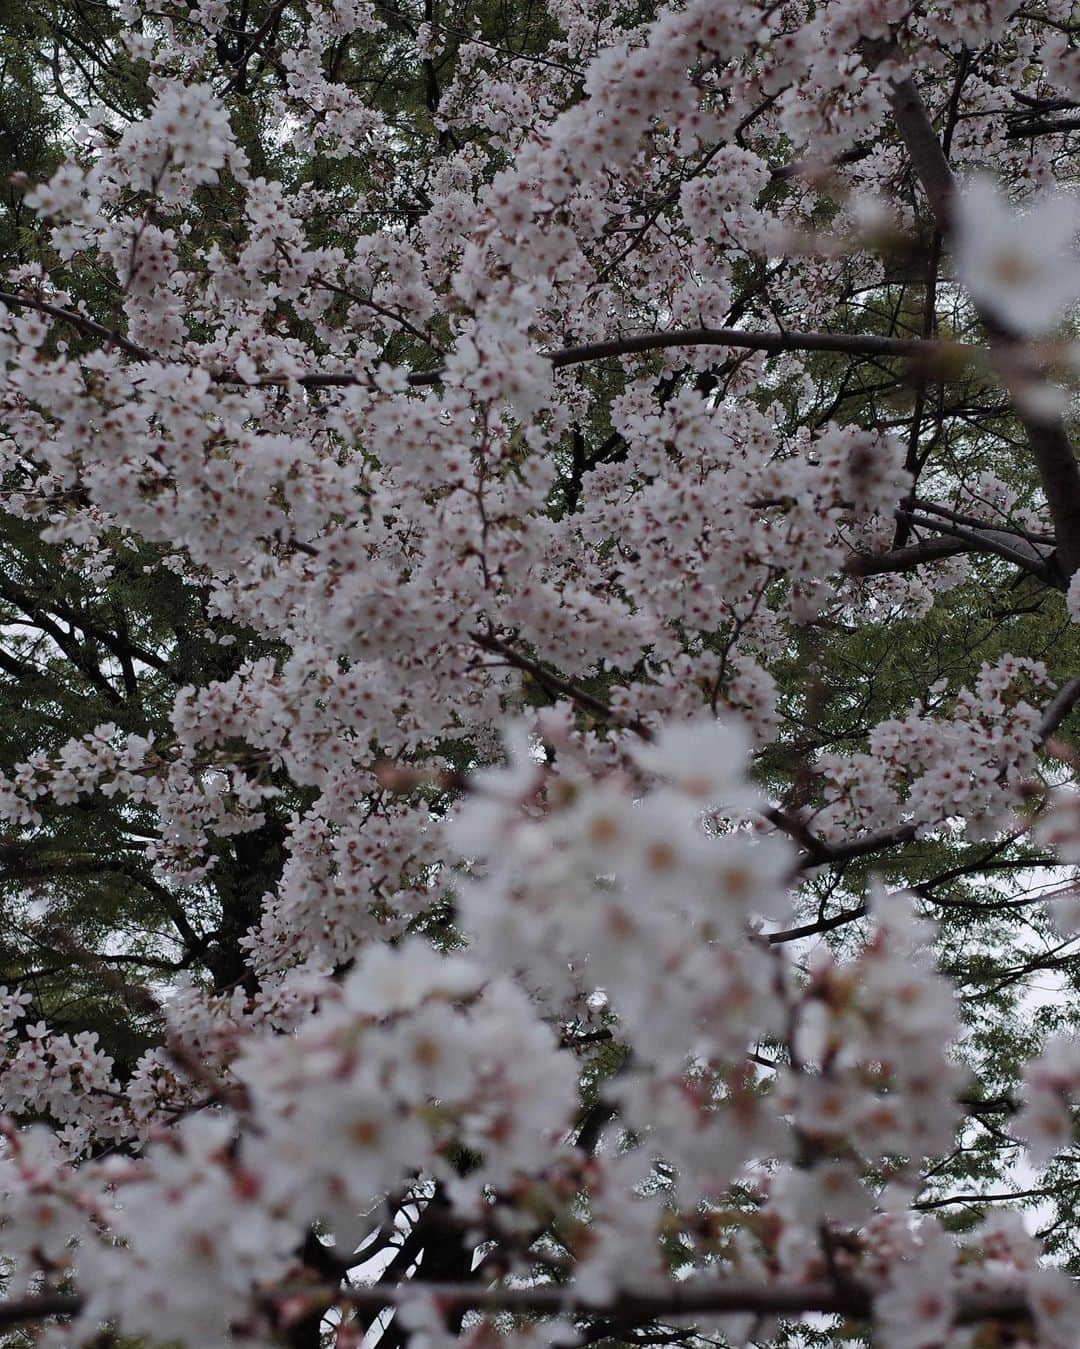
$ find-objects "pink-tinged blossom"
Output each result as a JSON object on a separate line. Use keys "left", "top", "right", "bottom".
{"left": 0, "top": 0, "right": 1078, "bottom": 1343}
{"left": 1028, "top": 1266, "right": 1080, "bottom": 1348}
{"left": 954, "top": 177, "right": 1080, "bottom": 337}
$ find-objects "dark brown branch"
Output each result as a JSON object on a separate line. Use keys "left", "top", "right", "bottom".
{"left": 804, "top": 823, "right": 919, "bottom": 866}
{"left": 229, "top": 329, "right": 968, "bottom": 389}
{"left": 0, "top": 1240, "right": 1043, "bottom": 1333}
{"left": 221, "top": 0, "right": 289, "bottom": 95}
{"left": 0, "top": 287, "right": 974, "bottom": 395}
{"left": 912, "top": 499, "right": 1054, "bottom": 546}
{"left": 872, "top": 56, "right": 1080, "bottom": 579}
{"left": 959, "top": 1094, "right": 1018, "bottom": 1116}
{"left": 878, "top": 70, "right": 955, "bottom": 233}
{"left": 0, "top": 1295, "right": 82, "bottom": 1330}
{"left": 1006, "top": 115, "right": 1080, "bottom": 138}
{"left": 0, "top": 580, "right": 124, "bottom": 704}
{"left": 845, "top": 535, "right": 974, "bottom": 577}
{"left": 765, "top": 807, "right": 918, "bottom": 869}
{"left": 544, "top": 327, "right": 943, "bottom": 370}
{"left": 767, "top": 904, "right": 867, "bottom": 943}
{"left": 0, "top": 289, "right": 151, "bottom": 362}
{"left": 771, "top": 144, "right": 874, "bottom": 181}
{"left": 914, "top": 1181, "right": 1080, "bottom": 1211}
{"left": 1040, "top": 676, "right": 1080, "bottom": 741}
{"left": 895, "top": 510, "right": 1060, "bottom": 584}
{"left": 2, "top": 266, "right": 972, "bottom": 405}
{"left": 471, "top": 630, "right": 653, "bottom": 740}
{"left": 332, "top": 1277, "right": 1035, "bottom": 1327}
{"left": 1018, "top": 413, "right": 1080, "bottom": 578}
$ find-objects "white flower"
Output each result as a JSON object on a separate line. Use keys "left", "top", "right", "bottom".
{"left": 1067, "top": 571, "right": 1080, "bottom": 625}
{"left": 954, "top": 176, "right": 1080, "bottom": 337}
{"left": 1028, "top": 1266, "right": 1080, "bottom": 1348}
{"left": 630, "top": 716, "right": 757, "bottom": 806}
{"left": 875, "top": 1222, "right": 957, "bottom": 1349}
{"left": 341, "top": 938, "right": 483, "bottom": 1019}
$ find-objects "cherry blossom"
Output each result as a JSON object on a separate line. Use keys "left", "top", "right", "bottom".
{"left": 0, "top": 0, "right": 1077, "bottom": 1345}
{"left": 953, "top": 176, "right": 1080, "bottom": 338}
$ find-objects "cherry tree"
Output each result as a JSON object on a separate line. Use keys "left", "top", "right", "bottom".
{"left": 1, "top": 1, "right": 1080, "bottom": 1346}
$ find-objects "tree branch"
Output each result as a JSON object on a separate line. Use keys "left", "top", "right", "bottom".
{"left": 871, "top": 54, "right": 1080, "bottom": 579}
{"left": 0, "top": 1274, "right": 1040, "bottom": 1336}
{"left": 1006, "top": 115, "right": 1080, "bottom": 138}
{"left": 1040, "top": 675, "right": 1080, "bottom": 741}
{"left": 471, "top": 630, "right": 653, "bottom": 739}
{"left": 1, "top": 287, "right": 974, "bottom": 397}
{"left": 0, "top": 1295, "right": 81, "bottom": 1330}
{"left": 767, "top": 904, "right": 867, "bottom": 943}
{"left": 894, "top": 510, "right": 1060, "bottom": 585}
{"left": 845, "top": 535, "right": 974, "bottom": 577}
{"left": 233, "top": 327, "right": 969, "bottom": 390}
{"left": 765, "top": 808, "right": 919, "bottom": 868}
{"left": 331, "top": 1276, "right": 1035, "bottom": 1327}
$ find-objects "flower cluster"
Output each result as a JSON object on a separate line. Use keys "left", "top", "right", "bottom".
{"left": 0, "top": 0, "right": 1078, "bottom": 1344}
